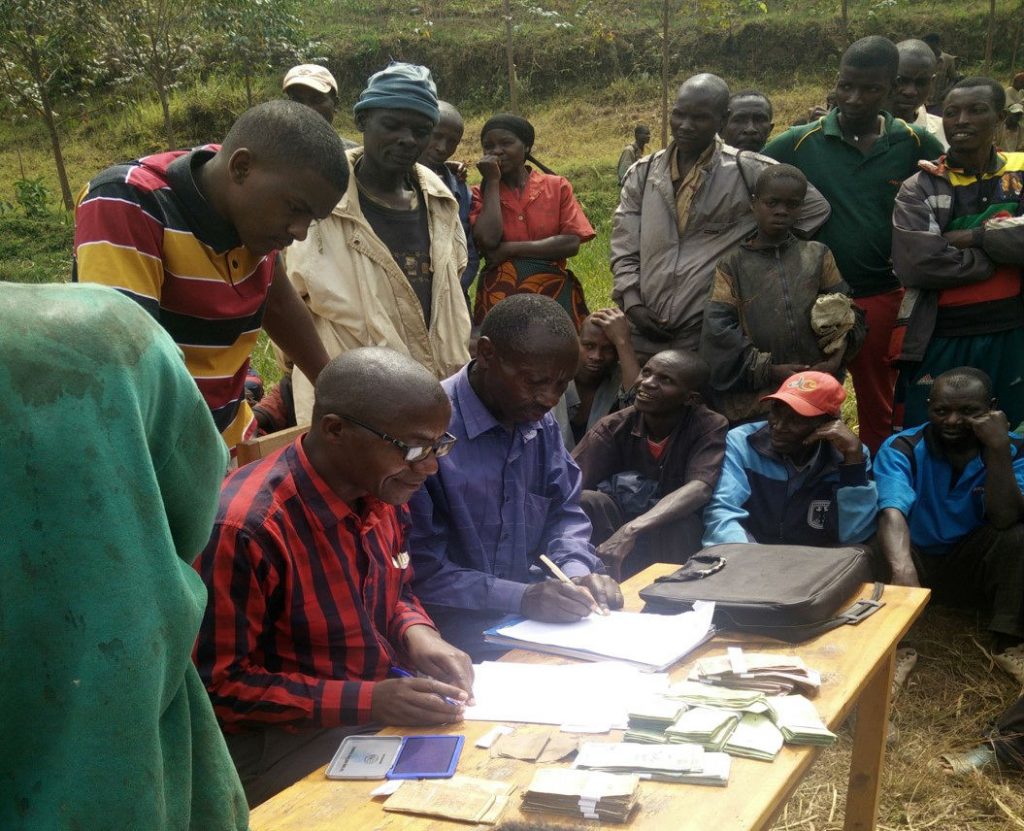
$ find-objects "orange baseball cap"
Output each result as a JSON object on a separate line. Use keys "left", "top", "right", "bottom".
{"left": 761, "top": 371, "right": 846, "bottom": 418}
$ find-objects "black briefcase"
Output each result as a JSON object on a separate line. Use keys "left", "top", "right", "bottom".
{"left": 639, "top": 543, "right": 884, "bottom": 643}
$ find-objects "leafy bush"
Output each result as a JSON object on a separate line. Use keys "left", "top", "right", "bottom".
{"left": 14, "top": 177, "right": 51, "bottom": 218}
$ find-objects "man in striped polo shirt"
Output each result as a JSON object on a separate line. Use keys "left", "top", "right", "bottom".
{"left": 73, "top": 100, "right": 344, "bottom": 455}
{"left": 194, "top": 348, "right": 473, "bottom": 806}
{"left": 892, "top": 77, "right": 1024, "bottom": 430}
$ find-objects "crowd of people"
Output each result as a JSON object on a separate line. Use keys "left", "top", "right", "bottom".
{"left": 6, "top": 27, "right": 1024, "bottom": 830}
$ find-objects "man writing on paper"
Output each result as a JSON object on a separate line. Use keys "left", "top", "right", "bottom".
{"left": 408, "top": 295, "right": 624, "bottom": 659}
{"left": 194, "top": 348, "right": 473, "bottom": 806}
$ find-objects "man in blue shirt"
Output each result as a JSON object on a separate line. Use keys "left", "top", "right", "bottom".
{"left": 409, "top": 295, "right": 623, "bottom": 658}
{"left": 703, "top": 371, "right": 878, "bottom": 548}
{"left": 876, "top": 367, "right": 1024, "bottom": 672}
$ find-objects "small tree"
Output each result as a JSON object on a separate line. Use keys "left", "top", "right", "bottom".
{"left": 96, "top": 0, "right": 204, "bottom": 149}
{"left": 0, "top": 0, "right": 93, "bottom": 210}
{"left": 203, "top": 0, "right": 313, "bottom": 108}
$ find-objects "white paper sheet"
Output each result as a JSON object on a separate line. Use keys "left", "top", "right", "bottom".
{"left": 463, "top": 661, "right": 669, "bottom": 728}
{"left": 491, "top": 601, "right": 715, "bottom": 670}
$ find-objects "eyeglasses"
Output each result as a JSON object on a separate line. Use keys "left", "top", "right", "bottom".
{"left": 342, "top": 415, "right": 457, "bottom": 463}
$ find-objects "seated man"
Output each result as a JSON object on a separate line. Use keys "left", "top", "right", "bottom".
{"left": 703, "top": 371, "right": 878, "bottom": 547}
{"left": 554, "top": 307, "right": 642, "bottom": 451}
{"left": 573, "top": 349, "right": 728, "bottom": 579}
{"left": 876, "top": 367, "right": 1024, "bottom": 681}
{"left": 2, "top": 284, "right": 246, "bottom": 830}
{"left": 194, "top": 348, "right": 474, "bottom": 807}
{"left": 408, "top": 295, "right": 624, "bottom": 659}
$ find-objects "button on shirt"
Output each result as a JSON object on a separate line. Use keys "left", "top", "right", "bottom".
{"left": 875, "top": 424, "right": 1024, "bottom": 555}
{"left": 408, "top": 364, "right": 601, "bottom": 644}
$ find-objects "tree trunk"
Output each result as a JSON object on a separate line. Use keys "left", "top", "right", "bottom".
{"left": 244, "top": 70, "right": 253, "bottom": 109}
{"left": 661, "top": 0, "right": 669, "bottom": 147}
{"left": 502, "top": 0, "right": 518, "bottom": 113}
{"left": 985, "top": 0, "right": 996, "bottom": 70}
{"left": 157, "top": 81, "right": 175, "bottom": 149}
{"left": 33, "top": 53, "right": 73, "bottom": 211}
{"left": 841, "top": 0, "right": 847, "bottom": 29}
{"left": 1012, "top": 0, "right": 1024, "bottom": 74}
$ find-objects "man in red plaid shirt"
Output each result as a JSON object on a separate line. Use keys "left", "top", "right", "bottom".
{"left": 194, "top": 348, "right": 473, "bottom": 806}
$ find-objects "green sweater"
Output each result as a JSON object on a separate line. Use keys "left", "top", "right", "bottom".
{"left": 0, "top": 284, "right": 248, "bottom": 830}
{"left": 764, "top": 110, "right": 945, "bottom": 297}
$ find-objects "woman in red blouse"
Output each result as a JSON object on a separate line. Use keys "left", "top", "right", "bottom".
{"left": 470, "top": 114, "right": 596, "bottom": 330}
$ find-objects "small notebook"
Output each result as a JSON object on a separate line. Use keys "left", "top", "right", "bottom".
{"left": 722, "top": 712, "right": 785, "bottom": 761}
{"left": 383, "top": 776, "right": 514, "bottom": 824}
{"left": 767, "top": 694, "right": 837, "bottom": 746}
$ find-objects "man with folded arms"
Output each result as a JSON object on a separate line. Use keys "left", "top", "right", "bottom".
{"left": 194, "top": 348, "right": 473, "bottom": 806}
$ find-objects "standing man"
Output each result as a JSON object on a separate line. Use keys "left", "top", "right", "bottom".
{"left": 2, "top": 284, "right": 247, "bottom": 830}
{"left": 923, "top": 33, "right": 959, "bottom": 113}
{"left": 282, "top": 63, "right": 359, "bottom": 148}
{"left": 612, "top": 73, "right": 830, "bottom": 360}
{"left": 418, "top": 100, "right": 480, "bottom": 295}
{"left": 617, "top": 124, "right": 651, "bottom": 185}
{"left": 73, "top": 100, "right": 343, "bottom": 455}
{"left": 721, "top": 90, "right": 775, "bottom": 153}
{"left": 891, "top": 77, "right": 1024, "bottom": 430}
{"left": 194, "top": 348, "right": 474, "bottom": 806}
{"left": 893, "top": 40, "right": 947, "bottom": 147}
{"left": 764, "top": 37, "right": 945, "bottom": 453}
{"left": 284, "top": 62, "right": 471, "bottom": 425}
{"left": 408, "top": 295, "right": 623, "bottom": 659}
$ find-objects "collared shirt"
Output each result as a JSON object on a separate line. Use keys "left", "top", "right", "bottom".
{"left": 573, "top": 403, "right": 727, "bottom": 497}
{"left": 193, "top": 437, "right": 434, "bottom": 733}
{"left": 553, "top": 365, "right": 625, "bottom": 451}
{"left": 876, "top": 424, "right": 1024, "bottom": 555}
{"left": 407, "top": 364, "right": 601, "bottom": 645}
{"left": 469, "top": 168, "right": 596, "bottom": 269}
{"left": 669, "top": 139, "right": 718, "bottom": 237}
{"left": 763, "top": 110, "right": 945, "bottom": 296}
{"left": 702, "top": 421, "right": 878, "bottom": 547}
{"left": 73, "top": 146, "right": 272, "bottom": 452}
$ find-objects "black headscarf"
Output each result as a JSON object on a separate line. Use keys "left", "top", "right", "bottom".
{"left": 480, "top": 113, "right": 555, "bottom": 175}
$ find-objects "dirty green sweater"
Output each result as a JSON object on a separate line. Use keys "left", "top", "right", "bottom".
{"left": 0, "top": 284, "right": 248, "bottom": 830}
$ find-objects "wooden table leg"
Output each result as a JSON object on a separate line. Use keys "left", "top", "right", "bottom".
{"left": 844, "top": 649, "right": 896, "bottom": 831}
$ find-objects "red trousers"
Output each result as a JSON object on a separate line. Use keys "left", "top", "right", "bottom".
{"left": 848, "top": 289, "right": 902, "bottom": 455}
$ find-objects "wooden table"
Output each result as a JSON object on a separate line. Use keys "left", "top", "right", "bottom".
{"left": 250, "top": 564, "right": 930, "bottom": 831}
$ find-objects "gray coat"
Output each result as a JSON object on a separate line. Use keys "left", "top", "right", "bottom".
{"left": 610, "top": 138, "right": 831, "bottom": 353}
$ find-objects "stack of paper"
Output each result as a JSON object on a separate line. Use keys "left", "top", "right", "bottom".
{"left": 574, "top": 741, "right": 731, "bottom": 786}
{"left": 574, "top": 742, "right": 703, "bottom": 779}
{"left": 627, "top": 698, "right": 686, "bottom": 730}
{"left": 665, "top": 707, "right": 740, "bottom": 751}
{"left": 484, "top": 602, "right": 715, "bottom": 671}
{"left": 666, "top": 680, "right": 768, "bottom": 712}
{"left": 464, "top": 661, "right": 668, "bottom": 729}
{"left": 383, "top": 776, "right": 514, "bottom": 824}
{"left": 623, "top": 727, "right": 671, "bottom": 745}
{"left": 767, "top": 694, "right": 837, "bottom": 746}
{"left": 689, "top": 651, "right": 821, "bottom": 695}
{"left": 722, "top": 712, "right": 785, "bottom": 761}
{"left": 521, "top": 768, "right": 639, "bottom": 824}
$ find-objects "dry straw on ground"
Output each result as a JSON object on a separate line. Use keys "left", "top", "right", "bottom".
{"left": 772, "top": 606, "right": 1024, "bottom": 831}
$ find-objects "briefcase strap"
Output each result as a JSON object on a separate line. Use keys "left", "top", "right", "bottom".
{"left": 753, "top": 581, "right": 886, "bottom": 641}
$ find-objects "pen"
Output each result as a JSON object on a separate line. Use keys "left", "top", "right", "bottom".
{"left": 389, "top": 666, "right": 462, "bottom": 707}
{"left": 538, "top": 554, "right": 607, "bottom": 615}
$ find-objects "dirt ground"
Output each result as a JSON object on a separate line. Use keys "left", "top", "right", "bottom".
{"left": 772, "top": 606, "right": 1024, "bottom": 830}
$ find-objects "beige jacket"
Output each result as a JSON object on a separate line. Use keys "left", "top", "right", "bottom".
{"left": 284, "top": 148, "right": 471, "bottom": 423}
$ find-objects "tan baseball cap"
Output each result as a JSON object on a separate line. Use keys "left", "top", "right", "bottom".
{"left": 283, "top": 64, "right": 338, "bottom": 95}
